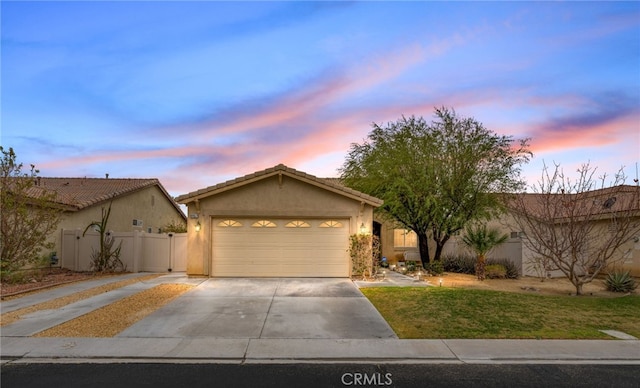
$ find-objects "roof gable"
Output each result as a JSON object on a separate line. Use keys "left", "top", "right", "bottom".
{"left": 176, "top": 164, "right": 383, "bottom": 207}
{"left": 28, "top": 177, "right": 185, "bottom": 217}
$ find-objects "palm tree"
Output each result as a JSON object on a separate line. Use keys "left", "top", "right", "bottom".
{"left": 462, "top": 224, "right": 508, "bottom": 280}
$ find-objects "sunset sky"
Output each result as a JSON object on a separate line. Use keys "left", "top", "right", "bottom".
{"left": 2, "top": 1, "right": 639, "bottom": 197}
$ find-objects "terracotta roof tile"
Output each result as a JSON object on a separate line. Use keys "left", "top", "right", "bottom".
{"left": 24, "top": 177, "right": 184, "bottom": 216}
{"left": 508, "top": 185, "right": 640, "bottom": 220}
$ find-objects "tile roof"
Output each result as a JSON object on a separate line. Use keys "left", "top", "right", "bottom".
{"left": 507, "top": 184, "right": 640, "bottom": 221}
{"left": 24, "top": 177, "right": 184, "bottom": 216}
{"left": 176, "top": 164, "right": 384, "bottom": 207}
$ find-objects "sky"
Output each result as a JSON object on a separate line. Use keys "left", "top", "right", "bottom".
{"left": 2, "top": 1, "right": 639, "bottom": 198}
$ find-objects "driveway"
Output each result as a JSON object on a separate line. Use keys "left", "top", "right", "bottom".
{"left": 117, "top": 278, "right": 397, "bottom": 339}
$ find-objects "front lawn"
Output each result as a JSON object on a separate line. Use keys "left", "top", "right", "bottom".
{"left": 362, "top": 287, "right": 640, "bottom": 339}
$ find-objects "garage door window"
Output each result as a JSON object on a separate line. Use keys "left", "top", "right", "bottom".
{"left": 218, "top": 219, "right": 242, "bottom": 227}
{"left": 252, "top": 220, "right": 277, "bottom": 228}
{"left": 285, "top": 220, "right": 310, "bottom": 228}
{"left": 319, "top": 220, "right": 343, "bottom": 228}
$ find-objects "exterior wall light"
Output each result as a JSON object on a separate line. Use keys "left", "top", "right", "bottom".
{"left": 195, "top": 221, "right": 201, "bottom": 232}
{"left": 360, "top": 222, "right": 366, "bottom": 234}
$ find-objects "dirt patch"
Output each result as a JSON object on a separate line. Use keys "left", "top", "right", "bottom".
{"left": 34, "top": 283, "right": 193, "bottom": 337}
{"left": 1, "top": 269, "right": 121, "bottom": 299}
{"left": 434, "top": 272, "right": 631, "bottom": 297}
{"left": 0, "top": 274, "right": 161, "bottom": 327}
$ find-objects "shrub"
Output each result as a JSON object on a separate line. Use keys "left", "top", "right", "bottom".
{"left": 427, "top": 261, "right": 444, "bottom": 275}
{"left": 485, "top": 264, "right": 507, "bottom": 279}
{"left": 605, "top": 271, "right": 638, "bottom": 293}
{"left": 442, "top": 254, "right": 476, "bottom": 274}
{"left": 487, "top": 258, "right": 520, "bottom": 279}
{"left": 162, "top": 220, "right": 187, "bottom": 233}
{"left": 406, "top": 262, "right": 417, "bottom": 272}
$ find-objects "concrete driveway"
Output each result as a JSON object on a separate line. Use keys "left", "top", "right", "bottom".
{"left": 117, "top": 278, "right": 397, "bottom": 339}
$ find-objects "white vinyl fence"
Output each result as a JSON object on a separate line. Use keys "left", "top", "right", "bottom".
{"left": 60, "top": 229, "right": 187, "bottom": 273}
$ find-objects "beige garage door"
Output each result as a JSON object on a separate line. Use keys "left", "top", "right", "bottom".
{"left": 212, "top": 218, "right": 350, "bottom": 277}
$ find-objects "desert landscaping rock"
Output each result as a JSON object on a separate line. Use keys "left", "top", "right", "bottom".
{"left": 34, "top": 283, "right": 193, "bottom": 338}
{"left": 0, "top": 274, "right": 161, "bottom": 327}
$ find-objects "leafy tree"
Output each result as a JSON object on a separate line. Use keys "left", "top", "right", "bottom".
{"left": 0, "top": 146, "right": 63, "bottom": 280}
{"left": 506, "top": 162, "right": 640, "bottom": 295}
{"left": 341, "top": 107, "right": 531, "bottom": 268}
{"left": 461, "top": 224, "right": 508, "bottom": 280}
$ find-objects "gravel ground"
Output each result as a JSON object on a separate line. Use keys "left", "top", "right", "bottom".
{"left": 1, "top": 269, "right": 107, "bottom": 298}
{"left": 0, "top": 274, "right": 161, "bottom": 327}
{"left": 34, "top": 283, "right": 193, "bottom": 337}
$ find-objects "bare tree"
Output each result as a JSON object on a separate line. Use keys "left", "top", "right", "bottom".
{"left": 0, "top": 147, "right": 63, "bottom": 280}
{"left": 507, "top": 162, "right": 640, "bottom": 295}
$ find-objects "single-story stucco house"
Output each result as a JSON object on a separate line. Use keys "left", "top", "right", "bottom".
{"left": 31, "top": 177, "right": 186, "bottom": 262}
{"left": 176, "top": 164, "right": 383, "bottom": 277}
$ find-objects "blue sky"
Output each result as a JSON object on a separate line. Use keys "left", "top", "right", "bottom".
{"left": 2, "top": 1, "right": 639, "bottom": 197}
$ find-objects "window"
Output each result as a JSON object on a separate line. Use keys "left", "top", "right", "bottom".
{"left": 394, "top": 229, "right": 417, "bottom": 248}
{"left": 285, "top": 220, "right": 310, "bottom": 228}
{"left": 252, "top": 220, "right": 277, "bottom": 228}
{"left": 319, "top": 220, "right": 343, "bottom": 228}
{"left": 218, "top": 220, "right": 242, "bottom": 227}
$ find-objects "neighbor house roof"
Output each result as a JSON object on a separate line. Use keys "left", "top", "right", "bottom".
{"left": 25, "top": 177, "right": 185, "bottom": 217}
{"left": 506, "top": 184, "right": 640, "bottom": 222}
{"left": 176, "top": 164, "right": 384, "bottom": 207}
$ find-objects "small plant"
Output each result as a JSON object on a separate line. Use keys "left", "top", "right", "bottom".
{"left": 427, "top": 260, "right": 444, "bottom": 275}
{"left": 605, "top": 271, "right": 638, "bottom": 293}
{"left": 487, "top": 258, "right": 519, "bottom": 279}
{"left": 462, "top": 224, "right": 508, "bottom": 280}
{"left": 442, "top": 254, "right": 476, "bottom": 274}
{"left": 406, "top": 262, "right": 417, "bottom": 272}
{"left": 162, "top": 220, "right": 187, "bottom": 233}
{"left": 485, "top": 264, "right": 507, "bottom": 279}
{"left": 83, "top": 202, "right": 125, "bottom": 273}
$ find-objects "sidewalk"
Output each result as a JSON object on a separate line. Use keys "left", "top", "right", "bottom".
{"left": 2, "top": 337, "right": 638, "bottom": 364}
{"left": 1, "top": 273, "right": 638, "bottom": 365}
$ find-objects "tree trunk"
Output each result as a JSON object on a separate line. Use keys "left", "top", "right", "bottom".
{"left": 575, "top": 282, "right": 583, "bottom": 296}
{"left": 476, "top": 254, "right": 486, "bottom": 281}
{"left": 417, "top": 231, "right": 430, "bottom": 269}
{"left": 433, "top": 235, "right": 450, "bottom": 263}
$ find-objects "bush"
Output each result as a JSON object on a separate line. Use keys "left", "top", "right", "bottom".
{"left": 442, "top": 254, "right": 476, "bottom": 274}
{"left": 487, "top": 258, "right": 520, "bottom": 279}
{"left": 427, "top": 261, "right": 444, "bottom": 275}
{"left": 406, "top": 262, "right": 417, "bottom": 272}
{"left": 605, "top": 271, "right": 638, "bottom": 293}
{"left": 485, "top": 264, "right": 507, "bottom": 279}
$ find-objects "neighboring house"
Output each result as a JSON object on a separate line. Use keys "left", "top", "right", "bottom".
{"left": 29, "top": 177, "right": 186, "bottom": 265}
{"left": 502, "top": 185, "right": 640, "bottom": 277}
{"left": 380, "top": 185, "right": 640, "bottom": 277}
{"left": 176, "top": 164, "right": 383, "bottom": 278}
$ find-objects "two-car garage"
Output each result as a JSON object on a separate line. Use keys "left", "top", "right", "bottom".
{"left": 176, "top": 164, "right": 382, "bottom": 278}
{"left": 211, "top": 218, "right": 350, "bottom": 277}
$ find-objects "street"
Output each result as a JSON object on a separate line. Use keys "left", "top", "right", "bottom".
{"left": 2, "top": 362, "right": 638, "bottom": 388}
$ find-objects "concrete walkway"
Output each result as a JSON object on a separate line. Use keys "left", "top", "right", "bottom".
{"left": 353, "top": 269, "right": 433, "bottom": 288}
{"left": 1, "top": 273, "right": 638, "bottom": 364}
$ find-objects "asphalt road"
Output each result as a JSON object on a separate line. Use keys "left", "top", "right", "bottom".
{"left": 1, "top": 363, "right": 639, "bottom": 388}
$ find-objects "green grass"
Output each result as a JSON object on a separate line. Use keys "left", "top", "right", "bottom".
{"left": 362, "top": 287, "right": 640, "bottom": 339}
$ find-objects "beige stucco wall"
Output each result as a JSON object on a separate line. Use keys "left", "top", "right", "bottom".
{"left": 52, "top": 185, "right": 185, "bottom": 263}
{"left": 183, "top": 174, "right": 375, "bottom": 276}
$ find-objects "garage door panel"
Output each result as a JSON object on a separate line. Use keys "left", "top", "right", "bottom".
{"left": 212, "top": 218, "right": 349, "bottom": 277}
